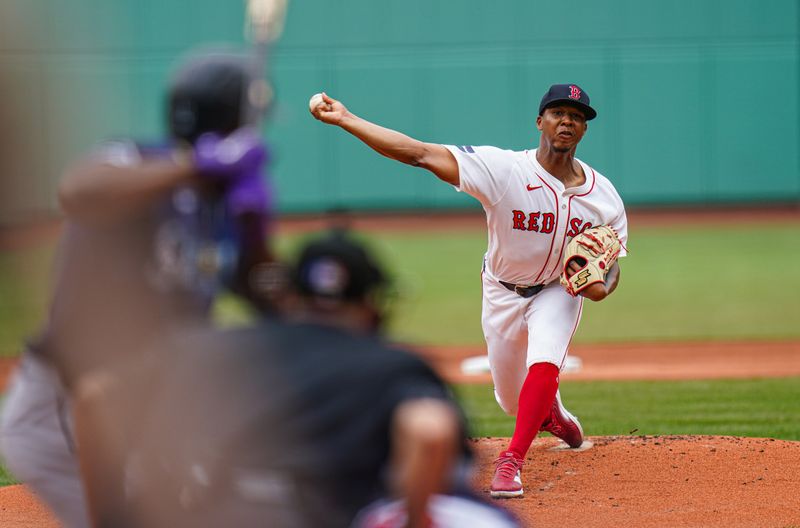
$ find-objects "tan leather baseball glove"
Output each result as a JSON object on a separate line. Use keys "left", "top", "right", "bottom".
{"left": 560, "top": 226, "right": 622, "bottom": 297}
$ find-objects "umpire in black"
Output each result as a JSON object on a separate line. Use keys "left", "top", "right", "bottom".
{"left": 127, "top": 229, "right": 518, "bottom": 528}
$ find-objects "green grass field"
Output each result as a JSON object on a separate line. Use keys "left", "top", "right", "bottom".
{"left": 1, "top": 219, "right": 799, "bottom": 486}
{"left": 0, "top": 245, "right": 52, "bottom": 358}
{"left": 0, "top": 454, "right": 14, "bottom": 487}
{"left": 455, "top": 377, "right": 800, "bottom": 440}
{"left": 372, "top": 224, "right": 800, "bottom": 345}
{"left": 2, "top": 222, "right": 799, "bottom": 355}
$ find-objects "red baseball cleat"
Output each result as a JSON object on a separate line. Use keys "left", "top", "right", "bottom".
{"left": 540, "top": 390, "right": 584, "bottom": 448}
{"left": 490, "top": 451, "right": 524, "bottom": 498}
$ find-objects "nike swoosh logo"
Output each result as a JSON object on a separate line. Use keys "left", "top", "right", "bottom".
{"left": 526, "top": 184, "right": 542, "bottom": 191}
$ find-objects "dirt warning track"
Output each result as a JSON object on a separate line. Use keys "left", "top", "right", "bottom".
{"left": 414, "top": 340, "right": 800, "bottom": 384}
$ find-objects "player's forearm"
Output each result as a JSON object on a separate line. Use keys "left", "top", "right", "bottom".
{"left": 338, "top": 113, "right": 432, "bottom": 167}
{"left": 59, "top": 158, "right": 195, "bottom": 225}
{"left": 581, "top": 262, "right": 620, "bottom": 302}
{"left": 390, "top": 399, "right": 459, "bottom": 528}
{"left": 311, "top": 93, "right": 458, "bottom": 184}
{"left": 604, "top": 262, "right": 620, "bottom": 296}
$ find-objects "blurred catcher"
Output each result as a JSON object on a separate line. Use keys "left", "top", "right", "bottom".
{"left": 122, "top": 229, "right": 519, "bottom": 528}
{"left": 0, "top": 50, "right": 279, "bottom": 528}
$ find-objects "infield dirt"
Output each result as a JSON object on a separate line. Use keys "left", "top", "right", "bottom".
{"left": 473, "top": 435, "right": 800, "bottom": 528}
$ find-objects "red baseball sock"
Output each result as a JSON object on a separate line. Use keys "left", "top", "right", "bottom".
{"left": 507, "top": 362, "right": 559, "bottom": 459}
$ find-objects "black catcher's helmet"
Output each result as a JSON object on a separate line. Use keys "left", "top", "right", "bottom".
{"left": 292, "top": 228, "right": 394, "bottom": 332}
{"left": 293, "top": 229, "right": 388, "bottom": 304}
{"left": 167, "top": 51, "right": 255, "bottom": 144}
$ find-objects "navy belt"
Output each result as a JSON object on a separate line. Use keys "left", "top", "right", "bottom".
{"left": 499, "top": 281, "right": 544, "bottom": 298}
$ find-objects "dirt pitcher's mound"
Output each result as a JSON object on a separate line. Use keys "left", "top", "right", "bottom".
{"left": 473, "top": 435, "right": 800, "bottom": 528}
{"left": 0, "top": 485, "right": 59, "bottom": 527}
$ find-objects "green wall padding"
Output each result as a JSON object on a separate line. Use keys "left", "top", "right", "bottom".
{"left": 1, "top": 0, "right": 797, "bottom": 220}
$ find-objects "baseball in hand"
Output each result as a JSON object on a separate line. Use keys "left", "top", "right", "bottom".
{"left": 309, "top": 93, "right": 325, "bottom": 112}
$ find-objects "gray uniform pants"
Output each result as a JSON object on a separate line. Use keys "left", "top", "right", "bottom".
{"left": 0, "top": 352, "right": 90, "bottom": 528}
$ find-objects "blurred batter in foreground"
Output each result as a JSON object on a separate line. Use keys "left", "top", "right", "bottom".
{"left": 0, "top": 50, "right": 277, "bottom": 527}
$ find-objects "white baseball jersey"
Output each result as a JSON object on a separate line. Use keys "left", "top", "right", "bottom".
{"left": 444, "top": 145, "right": 628, "bottom": 415}
{"left": 445, "top": 145, "right": 627, "bottom": 286}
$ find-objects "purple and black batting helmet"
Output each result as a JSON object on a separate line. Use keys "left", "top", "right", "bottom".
{"left": 167, "top": 51, "right": 258, "bottom": 144}
{"left": 538, "top": 84, "right": 597, "bottom": 121}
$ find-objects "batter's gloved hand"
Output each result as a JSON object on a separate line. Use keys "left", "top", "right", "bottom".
{"left": 559, "top": 225, "right": 622, "bottom": 297}
{"left": 193, "top": 127, "right": 271, "bottom": 215}
{"left": 193, "top": 126, "right": 268, "bottom": 181}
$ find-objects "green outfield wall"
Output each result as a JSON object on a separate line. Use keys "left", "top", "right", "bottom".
{"left": 1, "top": 0, "right": 798, "bottom": 221}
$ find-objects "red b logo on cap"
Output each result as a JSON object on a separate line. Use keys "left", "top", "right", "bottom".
{"left": 568, "top": 85, "right": 581, "bottom": 100}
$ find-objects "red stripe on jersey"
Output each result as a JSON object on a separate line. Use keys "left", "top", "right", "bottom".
{"left": 532, "top": 172, "right": 560, "bottom": 285}
{"left": 555, "top": 168, "right": 598, "bottom": 276}
{"left": 554, "top": 198, "right": 574, "bottom": 276}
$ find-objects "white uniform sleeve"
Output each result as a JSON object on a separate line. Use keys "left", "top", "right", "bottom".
{"left": 443, "top": 145, "right": 515, "bottom": 207}
{"left": 610, "top": 201, "right": 629, "bottom": 258}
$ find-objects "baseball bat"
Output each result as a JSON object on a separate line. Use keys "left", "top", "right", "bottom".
{"left": 242, "top": 0, "right": 288, "bottom": 128}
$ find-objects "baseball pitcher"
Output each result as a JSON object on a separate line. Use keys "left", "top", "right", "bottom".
{"left": 310, "top": 83, "right": 628, "bottom": 498}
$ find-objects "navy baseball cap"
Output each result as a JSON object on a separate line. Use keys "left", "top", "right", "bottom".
{"left": 538, "top": 84, "right": 597, "bottom": 121}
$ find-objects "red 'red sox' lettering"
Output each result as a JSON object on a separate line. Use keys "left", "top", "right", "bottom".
{"left": 566, "top": 218, "right": 593, "bottom": 238}
{"left": 540, "top": 213, "right": 555, "bottom": 234}
{"left": 512, "top": 210, "right": 526, "bottom": 230}
{"left": 527, "top": 212, "right": 540, "bottom": 231}
{"left": 511, "top": 210, "right": 555, "bottom": 233}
